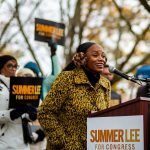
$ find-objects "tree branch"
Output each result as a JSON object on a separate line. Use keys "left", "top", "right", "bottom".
{"left": 0, "top": 0, "right": 42, "bottom": 52}
{"left": 118, "top": 23, "right": 150, "bottom": 70}
{"left": 139, "top": 0, "right": 150, "bottom": 13}
{"left": 15, "top": 0, "right": 44, "bottom": 75}
{"left": 112, "top": 0, "right": 137, "bottom": 36}
{"left": 79, "top": 0, "right": 95, "bottom": 44}
{"left": 65, "top": 0, "right": 82, "bottom": 63}
{"left": 0, "top": 12, "right": 16, "bottom": 42}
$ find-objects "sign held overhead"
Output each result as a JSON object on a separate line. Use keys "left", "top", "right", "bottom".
{"left": 35, "top": 18, "right": 65, "bottom": 46}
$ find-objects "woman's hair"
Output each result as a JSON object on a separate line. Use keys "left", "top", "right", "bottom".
{"left": 63, "top": 42, "right": 95, "bottom": 71}
{"left": 76, "top": 42, "right": 96, "bottom": 53}
{"left": 0, "top": 55, "right": 17, "bottom": 72}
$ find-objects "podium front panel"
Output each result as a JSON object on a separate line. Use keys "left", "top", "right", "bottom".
{"left": 88, "top": 98, "right": 150, "bottom": 150}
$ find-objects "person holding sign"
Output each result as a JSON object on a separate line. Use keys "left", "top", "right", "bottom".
{"left": 34, "top": 19, "right": 64, "bottom": 100}
{"left": 38, "top": 42, "right": 111, "bottom": 149}
{"left": 16, "top": 68, "right": 46, "bottom": 150}
{"left": 0, "top": 55, "right": 37, "bottom": 150}
{"left": 24, "top": 40, "right": 61, "bottom": 100}
{"left": 42, "top": 40, "right": 61, "bottom": 99}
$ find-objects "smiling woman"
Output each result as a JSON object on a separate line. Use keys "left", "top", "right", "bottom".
{"left": 38, "top": 42, "right": 111, "bottom": 150}
{"left": 0, "top": 55, "right": 38, "bottom": 150}
{"left": 85, "top": 44, "right": 106, "bottom": 74}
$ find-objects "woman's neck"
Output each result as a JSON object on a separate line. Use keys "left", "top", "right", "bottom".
{"left": 82, "top": 67, "right": 100, "bottom": 87}
{"left": 83, "top": 66, "right": 100, "bottom": 77}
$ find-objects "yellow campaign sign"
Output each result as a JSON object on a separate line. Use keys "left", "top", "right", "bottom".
{"left": 35, "top": 18, "right": 65, "bottom": 46}
{"left": 36, "top": 24, "right": 64, "bottom": 37}
{"left": 12, "top": 85, "right": 41, "bottom": 95}
{"left": 87, "top": 116, "right": 144, "bottom": 150}
{"left": 9, "top": 77, "right": 43, "bottom": 108}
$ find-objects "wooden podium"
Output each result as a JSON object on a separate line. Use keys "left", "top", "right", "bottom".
{"left": 89, "top": 97, "right": 150, "bottom": 150}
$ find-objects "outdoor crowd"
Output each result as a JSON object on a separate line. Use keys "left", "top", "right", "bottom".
{"left": 0, "top": 41, "right": 147, "bottom": 150}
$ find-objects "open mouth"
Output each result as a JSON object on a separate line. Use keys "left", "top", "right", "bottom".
{"left": 95, "top": 64, "right": 104, "bottom": 68}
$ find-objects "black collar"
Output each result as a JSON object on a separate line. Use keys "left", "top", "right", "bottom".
{"left": 82, "top": 67, "right": 100, "bottom": 87}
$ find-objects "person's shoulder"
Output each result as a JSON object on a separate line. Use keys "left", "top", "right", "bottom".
{"left": 50, "top": 70, "right": 75, "bottom": 89}
{"left": 52, "top": 70, "right": 75, "bottom": 83}
{"left": 100, "top": 75, "right": 111, "bottom": 89}
{"left": 100, "top": 75, "right": 110, "bottom": 84}
{"left": 58, "top": 70, "right": 75, "bottom": 79}
{"left": 0, "top": 75, "right": 10, "bottom": 90}
{"left": 0, "top": 75, "right": 10, "bottom": 84}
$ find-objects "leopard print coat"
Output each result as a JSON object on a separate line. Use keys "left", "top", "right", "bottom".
{"left": 38, "top": 68, "right": 111, "bottom": 150}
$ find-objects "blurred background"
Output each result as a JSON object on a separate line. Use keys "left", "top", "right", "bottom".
{"left": 0, "top": 0, "right": 150, "bottom": 101}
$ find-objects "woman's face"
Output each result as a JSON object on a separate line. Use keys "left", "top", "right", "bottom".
{"left": 85, "top": 44, "right": 106, "bottom": 74}
{"left": 0, "top": 59, "right": 18, "bottom": 77}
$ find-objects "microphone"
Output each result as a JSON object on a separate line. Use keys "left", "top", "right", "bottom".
{"left": 109, "top": 66, "right": 138, "bottom": 84}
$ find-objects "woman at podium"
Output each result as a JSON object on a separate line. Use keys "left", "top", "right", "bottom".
{"left": 38, "top": 42, "right": 111, "bottom": 150}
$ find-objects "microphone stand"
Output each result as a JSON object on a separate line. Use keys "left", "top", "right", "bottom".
{"left": 133, "top": 77, "right": 150, "bottom": 97}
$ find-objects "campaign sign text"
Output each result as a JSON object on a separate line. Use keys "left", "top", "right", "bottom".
{"left": 9, "top": 77, "right": 43, "bottom": 108}
{"left": 87, "top": 115, "right": 144, "bottom": 150}
{"left": 35, "top": 18, "right": 65, "bottom": 46}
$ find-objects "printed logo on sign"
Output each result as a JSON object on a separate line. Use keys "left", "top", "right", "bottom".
{"left": 90, "top": 129, "right": 140, "bottom": 150}
{"left": 9, "top": 77, "right": 43, "bottom": 108}
{"left": 35, "top": 18, "right": 65, "bottom": 46}
{"left": 87, "top": 116, "right": 144, "bottom": 150}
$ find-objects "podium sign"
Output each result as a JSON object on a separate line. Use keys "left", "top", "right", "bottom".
{"left": 87, "top": 115, "right": 144, "bottom": 150}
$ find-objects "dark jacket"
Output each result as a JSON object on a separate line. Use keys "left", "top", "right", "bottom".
{"left": 136, "top": 84, "right": 150, "bottom": 98}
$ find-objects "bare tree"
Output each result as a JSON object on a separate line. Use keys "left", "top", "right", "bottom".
{"left": 59, "top": 0, "right": 150, "bottom": 84}
{"left": 0, "top": 0, "right": 149, "bottom": 87}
